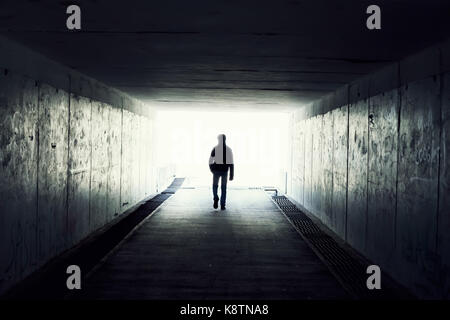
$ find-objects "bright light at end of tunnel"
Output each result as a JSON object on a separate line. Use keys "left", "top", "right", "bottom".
{"left": 155, "top": 110, "right": 290, "bottom": 188}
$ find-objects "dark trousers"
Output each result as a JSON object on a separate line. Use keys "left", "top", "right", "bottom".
{"left": 212, "top": 171, "right": 228, "bottom": 206}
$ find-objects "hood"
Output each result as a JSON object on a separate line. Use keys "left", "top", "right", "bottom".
{"left": 214, "top": 134, "right": 233, "bottom": 164}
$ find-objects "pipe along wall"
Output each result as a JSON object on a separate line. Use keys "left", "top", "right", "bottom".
{"left": 0, "top": 36, "right": 170, "bottom": 295}
{"left": 289, "top": 41, "right": 450, "bottom": 299}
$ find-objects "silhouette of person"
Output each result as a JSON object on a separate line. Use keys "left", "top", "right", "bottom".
{"left": 209, "top": 134, "right": 234, "bottom": 210}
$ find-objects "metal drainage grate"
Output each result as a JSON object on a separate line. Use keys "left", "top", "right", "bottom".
{"left": 264, "top": 188, "right": 278, "bottom": 196}
{"left": 170, "top": 178, "right": 185, "bottom": 187}
{"left": 271, "top": 195, "right": 406, "bottom": 300}
{"left": 161, "top": 178, "right": 185, "bottom": 194}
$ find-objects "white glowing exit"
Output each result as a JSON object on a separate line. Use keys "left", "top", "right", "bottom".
{"left": 154, "top": 110, "right": 290, "bottom": 188}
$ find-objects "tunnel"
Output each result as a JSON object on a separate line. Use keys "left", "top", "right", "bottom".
{"left": 1, "top": 0, "right": 450, "bottom": 306}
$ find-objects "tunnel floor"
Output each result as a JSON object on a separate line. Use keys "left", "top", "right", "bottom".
{"left": 78, "top": 187, "right": 349, "bottom": 300}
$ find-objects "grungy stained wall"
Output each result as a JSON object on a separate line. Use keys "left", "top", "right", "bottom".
{"left": 289, "top": 43, "right": 450, "bottom": 298}
{"left": 0, "top": 72, "right": 39, "bottom": 292}
{"left": 440, "top": 72, "right": 450, "bottom": 299}
{"left": 0, "top": 69, "right": 158, "bottom": 294}
{"left": 38, "top": 84, "right": 69, "bottom": 263}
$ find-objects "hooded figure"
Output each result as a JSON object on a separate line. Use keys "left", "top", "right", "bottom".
{"left": 209, "top": 134, "right": 234, "bottom": 210}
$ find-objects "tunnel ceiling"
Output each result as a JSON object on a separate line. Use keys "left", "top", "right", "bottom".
{"left": 1, "top": 0, "right": 450, "bottom": 111}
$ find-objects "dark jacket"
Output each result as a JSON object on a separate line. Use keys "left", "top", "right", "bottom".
{"left": 209, "top": 135, "right": 234, "bottom": 179}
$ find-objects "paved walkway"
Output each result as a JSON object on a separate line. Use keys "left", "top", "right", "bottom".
{"left": 81, "top": 187, "right": 348, "bottom": 299}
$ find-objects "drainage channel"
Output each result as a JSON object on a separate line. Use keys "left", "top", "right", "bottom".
{"left": 162, "top": 177, "right": 185, "bottom": 194}
{"left": 270, "top": 194, "right": 413, "bottom": 300}
{"left": 4, "top": 178, "right": 185, "bottom": 300}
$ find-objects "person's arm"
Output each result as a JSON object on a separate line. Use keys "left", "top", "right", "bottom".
{"left": 209, "top": 148, "right": 215, "bottom": 165}
{"left": 229, "top": 148, "right": 234, "bottom": 180}
{"left": 209, "top": 148, "right": 215, "bottom": 172}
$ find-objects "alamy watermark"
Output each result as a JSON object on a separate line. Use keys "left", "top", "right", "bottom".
{"left": 366, "top": 265, "right": 381, "bottom": 290}
{"left": 66, "top": 265, "right": 81, "bottom": 290}
{"left": 66, "top": 5, "right": 81, "bottom": 30}
{"left": 367, "top": 5, "right": 381, "bottom": 30}
{"left": 64, "top": 5, "right": 381, "bottom": 31}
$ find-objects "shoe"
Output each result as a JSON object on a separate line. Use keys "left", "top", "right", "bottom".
{"left": 220, "top": 205, "right": 226, "bottom": 210}
{"left": 213, "top": 199, "right": 218, "bottom": 209}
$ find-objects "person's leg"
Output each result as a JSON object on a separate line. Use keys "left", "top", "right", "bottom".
{"left": 212, "top": 173, "right": 220, "bottom": 208}
{"left": 220, "top": 172, "right": 228, "bottom": 209}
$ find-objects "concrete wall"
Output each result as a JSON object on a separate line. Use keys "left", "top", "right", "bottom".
{"left": 290, "top": 42, "right": 450, "bottom": 298}
{"left": 0, "top": 37, "right": 158, "bottom": 294}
